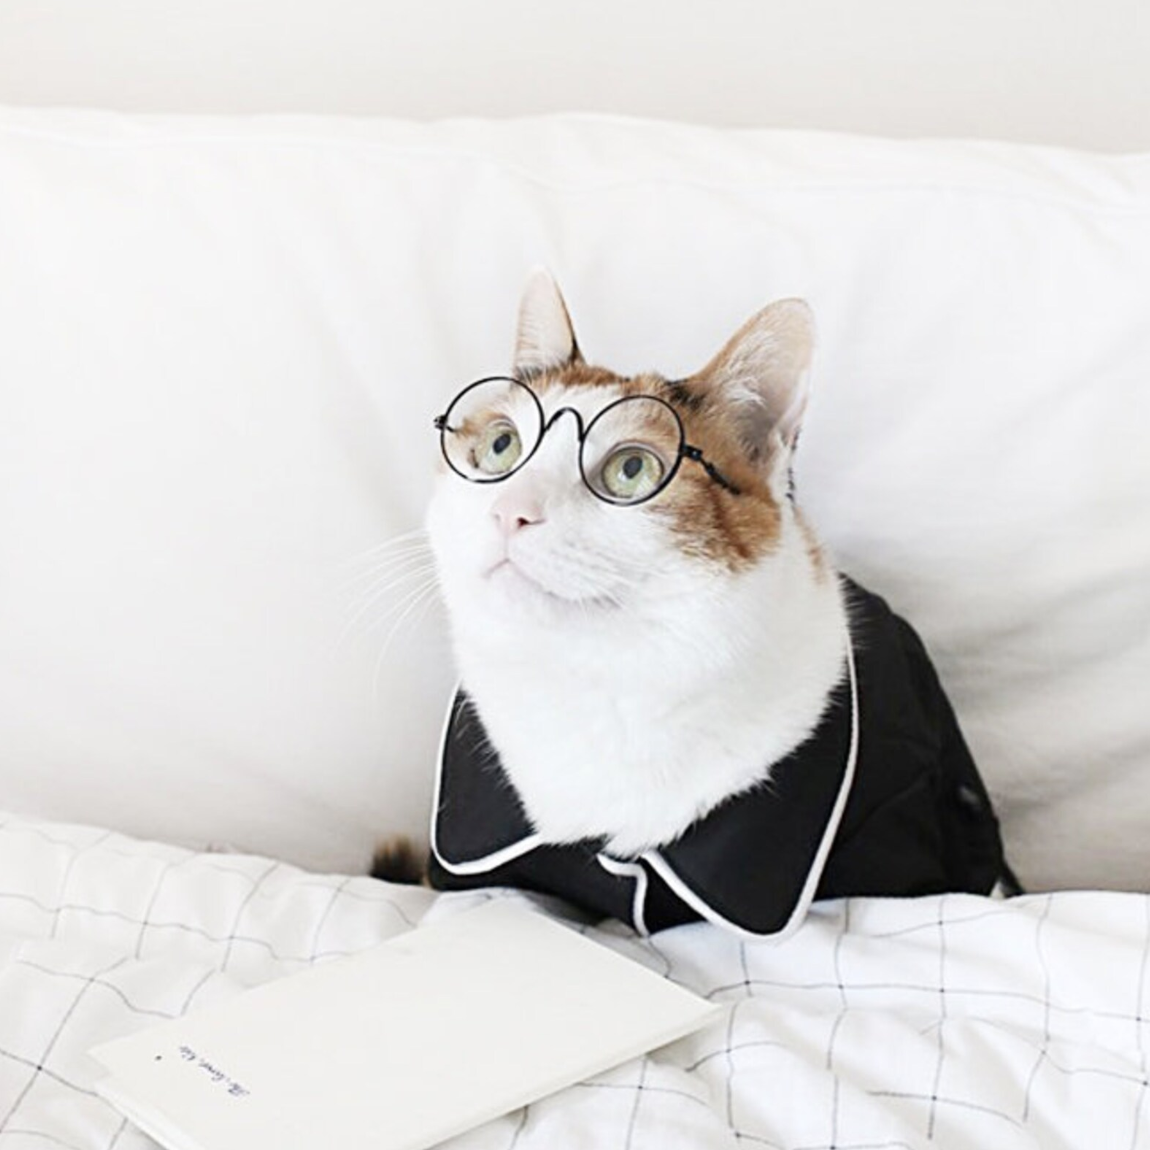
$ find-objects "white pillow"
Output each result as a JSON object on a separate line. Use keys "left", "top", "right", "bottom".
{"left": 1, "top": 109, "right": 1146, "bottom": 890}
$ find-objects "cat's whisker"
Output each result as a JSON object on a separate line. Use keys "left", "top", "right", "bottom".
{"left": 585, "top": 547, "right": 649, "bottom": 574}
{"left": 339, "top": 532, "right": 434, "bottom": 566}
{"left": 339, "top": 547, "right": 437, "bottom": 595}
{"left": 354, "top": 565, "right": 439, "bottom": 630}
{"left": 340, "top": 562, "right": 439, "bottom": 635}
{"left": 336, "top": 530, "right": 433, "bottom": 576}
{"left": 341, "top": 526, "right": 429, "bottom": 560}
{"left": 371, "top": 579, "right": 443, "bottom": 702}
{"left": 332, "top": 562, "right": 440, "bottom": 654}
{"left": 341, "top": 550, "right": 434, "bottom": 589}
{"left": 526, "top": 547, "right": 634, "bottom": 598}
{"left": 343, "top": 554, "right": 438, "bottom": 598}
{"left": 547, "top": 542, "right": 650, "bottom": 587}
{"left": 346, "top": 536, "right": 433, "bottom": 564}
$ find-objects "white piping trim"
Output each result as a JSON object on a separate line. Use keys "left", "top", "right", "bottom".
{"left": 642, "top": 637, "right": 861, "bottom": 942}
{"left": 429, "top": 684, "right": 544, "bottom": 877}
{"left": 596, "top": 854, "right": 650, "bottom": 936}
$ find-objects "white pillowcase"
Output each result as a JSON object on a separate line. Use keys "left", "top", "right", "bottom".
{"left": 0, "top": 109, "right": 1146, "bottom": 890}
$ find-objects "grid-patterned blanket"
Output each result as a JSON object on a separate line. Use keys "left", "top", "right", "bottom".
{"left": 2, "top": 810, "right": 1148, "bottom": 1150}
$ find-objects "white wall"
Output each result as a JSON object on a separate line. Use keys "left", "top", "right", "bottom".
{"left": 1, "top": 0, "right": 1148, "bottom": 150}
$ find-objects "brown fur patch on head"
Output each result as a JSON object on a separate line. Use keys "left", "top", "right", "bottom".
{"left": 530, "top": 363, "right": 788, "bottom": 572}
{"left": 523, "top": 361, "right": 623, "bottom": 393}
{"left": 638, "top": 373, "right": 786, "bottom": 570}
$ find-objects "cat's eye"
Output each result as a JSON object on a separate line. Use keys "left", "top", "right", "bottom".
{"left": 473, "top": 419, "right": 523, "bottom": 476}
{"left": 598, "top": 446, "right": 665, "bottom": 502}
{"left": 436, "top": 378, "right": 544, "bottom": 484}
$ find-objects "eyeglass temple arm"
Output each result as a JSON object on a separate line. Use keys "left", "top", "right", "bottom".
{"left": 683, "top": 445, "right": 742, "bottom": 496}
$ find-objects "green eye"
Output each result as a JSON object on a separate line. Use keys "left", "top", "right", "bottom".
{"left": 599, "top": 446, "right": 665, "bottom": 502}
{"left": 472, "top": 419, "right": 522, "bottom": 475}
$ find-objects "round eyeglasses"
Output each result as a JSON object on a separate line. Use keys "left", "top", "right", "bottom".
{"left": 433, "top": 376, "right": 741, "bottom": 506}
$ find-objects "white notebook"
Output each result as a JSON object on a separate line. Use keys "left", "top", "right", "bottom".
{"left": 90, "top": 900, "right": 720, "bottom": 1150}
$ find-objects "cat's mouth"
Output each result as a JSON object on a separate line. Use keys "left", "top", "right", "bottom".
{"left": 485, "top": 558, "right": 619, "bottom": 610}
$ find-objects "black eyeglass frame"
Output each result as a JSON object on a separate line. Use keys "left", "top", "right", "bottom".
{"left": 433, "top": 376, "right": 742, "bottom": 506}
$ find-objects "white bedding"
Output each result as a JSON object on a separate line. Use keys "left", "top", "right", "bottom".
{"left": 3, "top": 810, "right": 1148, "bottom": 1150}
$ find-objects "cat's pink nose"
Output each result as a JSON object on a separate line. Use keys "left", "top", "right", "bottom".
{"left": 491, "top": 492, "right": 545, "bottom": 536}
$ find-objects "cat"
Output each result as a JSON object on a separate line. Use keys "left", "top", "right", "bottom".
{"left": 379, "top": 270, "right": 1009, "bottom": 937}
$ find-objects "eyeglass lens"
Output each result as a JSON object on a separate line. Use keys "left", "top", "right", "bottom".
{"left": 440, "top": 378, "right": 542, "bottom": 482}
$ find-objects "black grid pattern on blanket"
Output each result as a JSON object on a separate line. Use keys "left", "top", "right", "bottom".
{"left": 2, "top": 811, "right": 1149, "bottom": 1150}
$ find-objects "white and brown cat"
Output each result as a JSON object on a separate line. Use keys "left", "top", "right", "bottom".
{"left": 378, "top": 271, "right": 1009, "bottom": 937}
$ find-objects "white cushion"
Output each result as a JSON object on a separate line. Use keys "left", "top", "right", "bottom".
{"left": 0, "top": 108, "right": 1146, "bottom": 889}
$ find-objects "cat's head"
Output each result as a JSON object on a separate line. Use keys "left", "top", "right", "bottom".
{"left": 427, "top": 271, "right": 818, "bottom": 639}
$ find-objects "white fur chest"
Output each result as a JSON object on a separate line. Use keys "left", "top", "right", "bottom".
{"left": 452, "top": 551, "right": 849, "bottom": 857}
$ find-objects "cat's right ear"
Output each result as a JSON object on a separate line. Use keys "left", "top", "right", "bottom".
{"left": 692, "top": 298, "right": 815, "bottom": 458}
{"left": 512, "top": 268, "right": 583, "bottom": 377}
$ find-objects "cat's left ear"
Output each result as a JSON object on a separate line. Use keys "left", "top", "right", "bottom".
{"left": 691, "top": 298, "right": 815, "bottom": 474}
{"left": 512, "top": 268, "right": 584, "bottom": 377}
